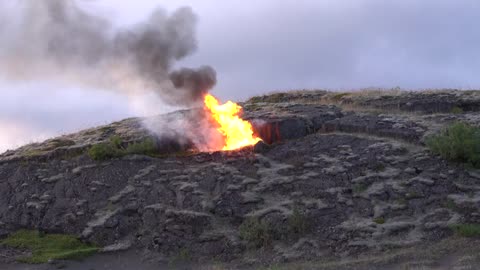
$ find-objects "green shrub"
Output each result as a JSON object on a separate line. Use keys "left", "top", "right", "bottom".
{"left": 125, "top": 138, "right": 157, "bottom": 156}
{"left": 426, "top": 122, "right": 480, "bottom": 168}
{"left": 170, "top": 248, "right": 191, "bottom": 264}
{"left": 88, "top": 141, "right": 122, "bottom": 161}
{"left": 450, "top": 106, "right": 464, "bottom": 114}
{"left": 373, "top": 163, "right": 386, "bottom": 172}
{"left": 109, "top": 135, "right": 123, "bottom": 149}
{"left": 353, "top": 183, "right": 369, "bottom": 193}
{"left": 88, "top": 136, "right": 158, "bottom": 161}
{"left": 287, "top": 208, "right": 309, "bottom": 236}
{"left": 450, "top": 224, "right": 480, "bottom": 237}
{"left": 239, "top": 217, "right": 273, "bottom": 248}
{"left": 444, "top": 198, "right": 457, "bottom": 210}
{"left": 373, "top": 217, "right": 386, "bottom": 224}
{"left": 1, "top": 230, "right": 98, "bottom": 264}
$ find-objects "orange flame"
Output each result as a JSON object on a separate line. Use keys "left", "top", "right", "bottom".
{"left": 204, "top": 94, "right": 261, "bottom": 151}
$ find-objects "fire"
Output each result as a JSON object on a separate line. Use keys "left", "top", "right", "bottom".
{"left": 204, "top": 94, "right": 262, "bottom": 151}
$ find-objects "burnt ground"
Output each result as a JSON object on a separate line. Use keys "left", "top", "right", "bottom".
{"left": 1, "top": 89, "right": 480, "bottom": 269}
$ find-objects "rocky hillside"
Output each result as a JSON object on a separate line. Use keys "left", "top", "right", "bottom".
{"left": 1, "top": 89, "right": 480, "bottom": 269}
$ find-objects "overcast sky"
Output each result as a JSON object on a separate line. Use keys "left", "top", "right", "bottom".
{"left": 1, "top": 0, "right": 479, "bottom": 152}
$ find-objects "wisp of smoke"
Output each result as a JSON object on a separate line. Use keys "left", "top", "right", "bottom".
{"left": 0, "top": 0, "right": 216, "bottom": 106}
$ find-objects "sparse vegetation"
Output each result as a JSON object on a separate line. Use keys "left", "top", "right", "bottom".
{"left": 426, "top": 122, "right": 480, "bottom": 168}
{"left": 239, "top": 217, "right": 273, "bottom": 248}
{"left": 405, "top": 191, "right": 422, "bottom": 199}
{"left": 247, "top": 92, "right": 289, "bottom": 104}
{"left": 88, "top": 140, "right": 122, "bottom": 160}
{"left": 244, "top": 103, "right": 263, "bottom": 111}
{"left": 49, "top": 138, "right": 76, "bottom": 147}
{"left": 450, "top": 224, "right": 480, "bottom": 237}
{"left": 373, "top": 163, "right": 386, "bottom": 172}
{"left": 20, "top": 138, "right": 77, "bottom": 157}
{"left": 24, "top": 149, "right": 47, "bottom": 157}
{"left": 444, "top": 198, "right": 457, "bottom": 210}
{"left": 1, "top": 230, "right": 98, "bottom": 264}
{"left": 450, "top": 106, "right": 464, "bottom": 114}
{"left": 353, "top": 183, "right": 369, "bottom": 193}
{"left": 373, "top": 217, "right": 386, "bottom": 224}
{"left": 287, "top": 207, "right": 309, "bottom": 236}
{"left": 170, "top": 248, "right": 191, "bottom": 265}
{"left": 125, "top": 137, "right": 158, "bottom": 156}
{"left": 154, "top": 150, "right": 197, "bottom": 159}
{"left": 330, "top": 92, "right": 350, "bottom": 102}
{"left": 88, "top": 136, "right": 158, "bottom": 160}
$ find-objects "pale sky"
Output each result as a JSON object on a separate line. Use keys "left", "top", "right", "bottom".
{"left": 1, "top": 0, "right": 479, "bottom": 152}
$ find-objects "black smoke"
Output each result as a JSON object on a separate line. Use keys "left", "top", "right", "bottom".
{"left": 0, "top": 0, "right": 216, "bottom": 106}
{"left": 169, "top": 66, "right": 217, "bottom": 104}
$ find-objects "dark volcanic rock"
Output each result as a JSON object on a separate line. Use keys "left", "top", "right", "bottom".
{"left": 323, "top": 113, "right": 425, "bottom": 142}
{"left": 1, "top": 89, "right": 480, "bottom": 269}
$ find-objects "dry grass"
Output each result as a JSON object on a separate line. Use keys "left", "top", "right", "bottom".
{"left": 246, "top": 88, "right": 476, "bottom": 105}
{"left": 245, "top": 88, "right": 479, "bottom": 116}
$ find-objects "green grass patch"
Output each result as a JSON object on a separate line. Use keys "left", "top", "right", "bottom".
{"left": 426, "top": 122, "right": 480, "bottom": 168}
{"left": 88, "top": 136, "right": 159, "bottom": 161}
{"left": 450, "top": 224, "right": 480, "bottom": 238}
{"left": 1, "top": 230, "right": 98, "bottom": 264}
{"left": 239, "top": 217, "right": 273, "bottom": 249}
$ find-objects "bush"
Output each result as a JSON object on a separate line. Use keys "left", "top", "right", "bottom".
{"left": 88, "top": 141, "right": 122, "bottom": 161}
{"left": 239, "top": 217, "right": 273, "bottom": 248}
{"left": 426, "top": 122, "right": 480, "bottom": 168}
{"left": 109, "top": 135, "right": 123, "bottom": 149}
{"left": 373, "top": 217, "right": 386, "bottom": 224}
{"left": 287, "top": 208, "right": 309, "bottom": 236}
{"left": 450, "top": 224, "right": 480, "bottom": 237}
{"left": 1, "top": 230, "right": 98, "bottom": 264}
{"left": 125, "top": 138, "right": 157, "bottom": 156}
{"left": 88, "top": 136, "right": 158, "bottom": 161}
{"left": 450, "top": 106, "right": 464, "bottom": 114}
{"left": 170, "top": 248, "right": 191, "bottom": 264}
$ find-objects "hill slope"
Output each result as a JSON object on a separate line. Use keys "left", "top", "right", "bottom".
{"left": 1, "top": 89, "right": 480, "bottom": 269}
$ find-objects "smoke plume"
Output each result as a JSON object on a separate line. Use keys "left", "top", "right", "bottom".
{"left": 0, "top": 0, "right": 216, "bottom": 106}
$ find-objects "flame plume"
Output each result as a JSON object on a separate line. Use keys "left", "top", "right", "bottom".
{"left": 204, "top": 94, "right": 261, "bottom": 151}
